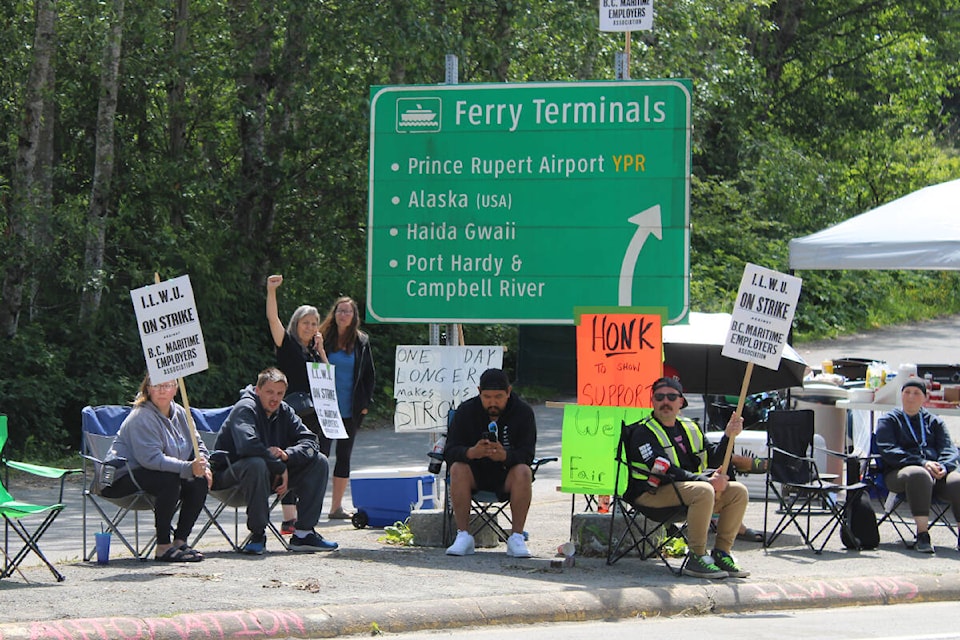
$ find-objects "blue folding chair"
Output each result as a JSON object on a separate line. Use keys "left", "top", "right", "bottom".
{"left": 80, "top": 405, "right": 159, "bottom": 561}
{"left": 865, "top": 441, "right": 958, "bottom": 549}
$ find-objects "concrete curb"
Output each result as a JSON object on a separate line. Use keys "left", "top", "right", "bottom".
{"left": 3, "top": 573, "right": 960, "bottom": 640}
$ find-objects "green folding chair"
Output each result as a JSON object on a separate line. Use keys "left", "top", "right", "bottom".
{"left": 1, "top": 415, "right": 81, "bottom": 581}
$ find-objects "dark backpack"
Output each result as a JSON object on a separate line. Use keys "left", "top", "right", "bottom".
{"left": 841, "top": 492, "right": 880, "bottom": 550}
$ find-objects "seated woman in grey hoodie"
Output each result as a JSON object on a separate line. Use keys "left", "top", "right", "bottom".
{"left": 104, "top": 375, "right": 211, "bottom": 562}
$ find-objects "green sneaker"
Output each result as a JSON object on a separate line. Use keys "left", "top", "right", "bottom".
{"left": 712, "top": 549, "right": 750, "bottom": 578}
{"left": 682, "top": 552, "right": 728, "bottom": 579}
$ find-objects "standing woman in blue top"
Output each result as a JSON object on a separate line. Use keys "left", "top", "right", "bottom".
{"left": 317, "top": 296, "right": 376, "bottom": 519}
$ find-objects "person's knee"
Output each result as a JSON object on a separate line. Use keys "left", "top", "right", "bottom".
{"left": 311, "top": 452, "right": 330, "bottom": 476}
{"left": 293, "top": 454, "right": 328, "bottom": 486}
{"left": 904, "top": 467, "right": 934, "bottom": 490}
{"left": 504, "top": 465, "right": 532, "bottom": 494}
{"left": 449, "top": 462, "right": 476, "bottom": 489}
{"left": 686, "top": 480, "right": 715, "bottom": 504}
{"left": 727, "top": 481, "right": 748, "bottom": 503}
{"left": 508, "top": 464, "right": 532, "bottom": 483}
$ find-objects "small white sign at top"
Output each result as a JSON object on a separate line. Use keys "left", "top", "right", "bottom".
{"left": 599, "top": 0, "right": 653, "bottom": 33}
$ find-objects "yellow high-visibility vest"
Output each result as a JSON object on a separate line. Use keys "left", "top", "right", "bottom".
{"left": 628, "top": 415, "right": 706, "bottom": 484}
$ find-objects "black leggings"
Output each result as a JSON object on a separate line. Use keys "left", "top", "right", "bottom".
{"left": 318, "top": 415, "right": 362, "bottom": 478}
{"left": 102, "top": 468, "right": 207, "bottom": 545}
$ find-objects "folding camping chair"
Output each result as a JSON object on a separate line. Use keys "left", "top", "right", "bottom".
{"left": 763, "top": 409, "right": 867, "bottom": 553}
{"left": 1, "top": 415, "right": 81, "bottom": 581}
{"left": 606, "top": 420, "right": 689, "bottom": 574}
{"left": 441, "top": 456, "right": 556, "bottom": 546}
{"left": 189, "top": 424, "right": 290, "bottom": 552}
{"left": 81, "top": 405, "right": 163, "bottom": 561}
{"left": 864, "top": 437, "right": 958, "bottom": 549}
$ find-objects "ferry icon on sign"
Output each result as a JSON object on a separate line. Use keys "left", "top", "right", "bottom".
{"left": 396, "top": 98, "right": 441, "bottom": 133}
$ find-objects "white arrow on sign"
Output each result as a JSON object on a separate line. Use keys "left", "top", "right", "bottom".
{"left": 617, "top": 205, "right": 663, "bottom": 306}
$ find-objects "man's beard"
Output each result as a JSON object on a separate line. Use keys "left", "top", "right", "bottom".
{"left": 486, "top": 407, "right": 502, "bottom": 418}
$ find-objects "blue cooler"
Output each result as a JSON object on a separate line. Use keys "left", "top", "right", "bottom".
{"left": 350, "top": 467, "right": 437, "bottom": 528}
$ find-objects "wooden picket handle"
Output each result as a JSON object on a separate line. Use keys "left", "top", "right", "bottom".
{"left": 154, "top": 272, "right": 200, "bottom": 460}
{"left": 719, "top": 361, "right": 754, "bottom": 476}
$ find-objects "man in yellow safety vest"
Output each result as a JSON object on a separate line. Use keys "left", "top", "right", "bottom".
{"left": 624, "top": 377, "right": 749, "bottom": 579}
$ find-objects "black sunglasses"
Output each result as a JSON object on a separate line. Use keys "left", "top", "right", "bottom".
{"left": 653, "top": 392, "right": 681, "bottom": 401}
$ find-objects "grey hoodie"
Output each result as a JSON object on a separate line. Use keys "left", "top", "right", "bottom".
{"left": 107, "top": 400, "right": 207, "bottom": 480}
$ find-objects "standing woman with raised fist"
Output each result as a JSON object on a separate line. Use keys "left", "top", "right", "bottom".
{"left": 265, "top": 274, "right": 328, "bottom": 532}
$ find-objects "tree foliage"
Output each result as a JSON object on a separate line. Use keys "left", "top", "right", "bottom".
{"left": 2, "top": 0, "right": 959, "bottom": 455}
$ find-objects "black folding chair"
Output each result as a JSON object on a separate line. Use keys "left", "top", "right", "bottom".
{"left": 441, "top": 457, "right": 557, "bottom": 546}
{"left": 1, "top": 415, "right": 81, "bottom": 582}
{"left": 763, "top": 410, "right": 867, "bottom": 553}
{"left": 606, "top": 421, "right": 688, "bottom": 574}
{"left": 190, "top": 429, "right": 288, "bottom": 552}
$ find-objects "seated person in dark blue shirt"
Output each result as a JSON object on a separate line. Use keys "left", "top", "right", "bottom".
{"left": 876, "top": 379, "right": 960, "bottom": 554}
{"left": 212, "top": 367, "right": 338, "bottom": 554}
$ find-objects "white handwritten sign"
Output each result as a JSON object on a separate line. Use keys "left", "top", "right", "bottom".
{"left": 722, "top": 263, "right": 802, "bottom": 370}
{"left": 130, "top": 275, "right": 208, "bottom": 384}
{"left": 307, "top": 362, "right": 347, "bottom": 439}
{"left": 393, "top": 345, "right": 504, "bottom": 432}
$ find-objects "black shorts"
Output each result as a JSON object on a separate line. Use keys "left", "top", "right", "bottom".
{"left": 470, "top": 462, "right": 510, "bottom": 500}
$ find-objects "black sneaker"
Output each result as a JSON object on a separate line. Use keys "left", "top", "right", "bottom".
{"left": 915, "top": 531, "right": 935, "bottom": 554}
{"left": 712, "top": 549, "right": 750, "bottom": 578}
{"left": 682, "top": 552, "right": 728, "bottom": 579}
{"left": 289, "top": 530, "right": 339, "bottom": 552}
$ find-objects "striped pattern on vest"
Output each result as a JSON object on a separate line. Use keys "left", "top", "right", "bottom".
{"left": 628, "top": 415, "right": 706, "bottom": 485}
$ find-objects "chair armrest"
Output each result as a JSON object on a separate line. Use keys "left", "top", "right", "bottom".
{"left": 208, "top": 450, "right": 231, "bottom": 471}
{"left": 4, "top": 458, "right": 81, "bottom": 479}
{"left": 770, "top": 446, "right": 816, "bottom": 463}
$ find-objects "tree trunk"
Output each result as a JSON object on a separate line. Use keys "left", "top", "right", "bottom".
{"left": 168, "top": 0, "right": 189, "bottom": 229}
{"left": 1, "top": 0, "right": 57, "bottom": 338}
{"left": 79, "top": 0, "right": 124, "bottom": 325}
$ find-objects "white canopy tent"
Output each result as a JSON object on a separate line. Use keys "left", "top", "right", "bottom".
{"left": 788, "top": 178, "right": 960, "bottom": 270}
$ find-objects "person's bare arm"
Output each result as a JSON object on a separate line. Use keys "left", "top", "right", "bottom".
{"left": 266, "top": 275, "right": 286, "bottom": 348}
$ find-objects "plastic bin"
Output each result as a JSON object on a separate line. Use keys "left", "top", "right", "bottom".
{"left": 916, "top": 364, "right": 960, "bottom": 385}
{"left": 705, "top": 430, "right": 828, "bottom": 500}
{"left": 830, "top": 357, "right": 874, "bottom": 383}
{"left": 350, "top": 467, "right": 437, "bottom": 528}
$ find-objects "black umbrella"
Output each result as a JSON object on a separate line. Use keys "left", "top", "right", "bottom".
{"left": 663, "top": 312, "right": 809, "bottom": 396}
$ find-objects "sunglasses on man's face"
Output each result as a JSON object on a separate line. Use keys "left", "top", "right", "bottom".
{"left": 653, "top": 392, "right": 681, "bottom": 401}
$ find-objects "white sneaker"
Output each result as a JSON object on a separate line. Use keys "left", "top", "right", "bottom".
{"left": 445, "top": 530, "right": 475, "bottom": 556}
{"left": 505, "top": 532, "right": 531, "bottom": 558}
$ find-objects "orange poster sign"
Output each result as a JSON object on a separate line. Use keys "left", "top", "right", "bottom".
{"left": 576, "top": 313, "right": 662, "bottom": 407}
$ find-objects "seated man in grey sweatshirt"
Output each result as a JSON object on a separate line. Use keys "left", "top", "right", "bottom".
{"left": 213, "top": 367, "right": 338, "bottom": 554}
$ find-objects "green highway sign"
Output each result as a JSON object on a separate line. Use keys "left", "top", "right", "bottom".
{"left": 367, "top": 80, "right": 691, "bottom": 324}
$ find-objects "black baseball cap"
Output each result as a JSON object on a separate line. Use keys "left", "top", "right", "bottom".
{"left": 479, "top": 368, "right": 511, "bottom": 391}
{"left": 651, "top": 376, "right": 688, "bottom": 408}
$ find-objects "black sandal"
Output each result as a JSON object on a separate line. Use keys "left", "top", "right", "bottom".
{"left": 156, "top": 545, "right": 203, "bottom": 562}
{"left": 177, "top": 544, "right": 204, "bottom": 560}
